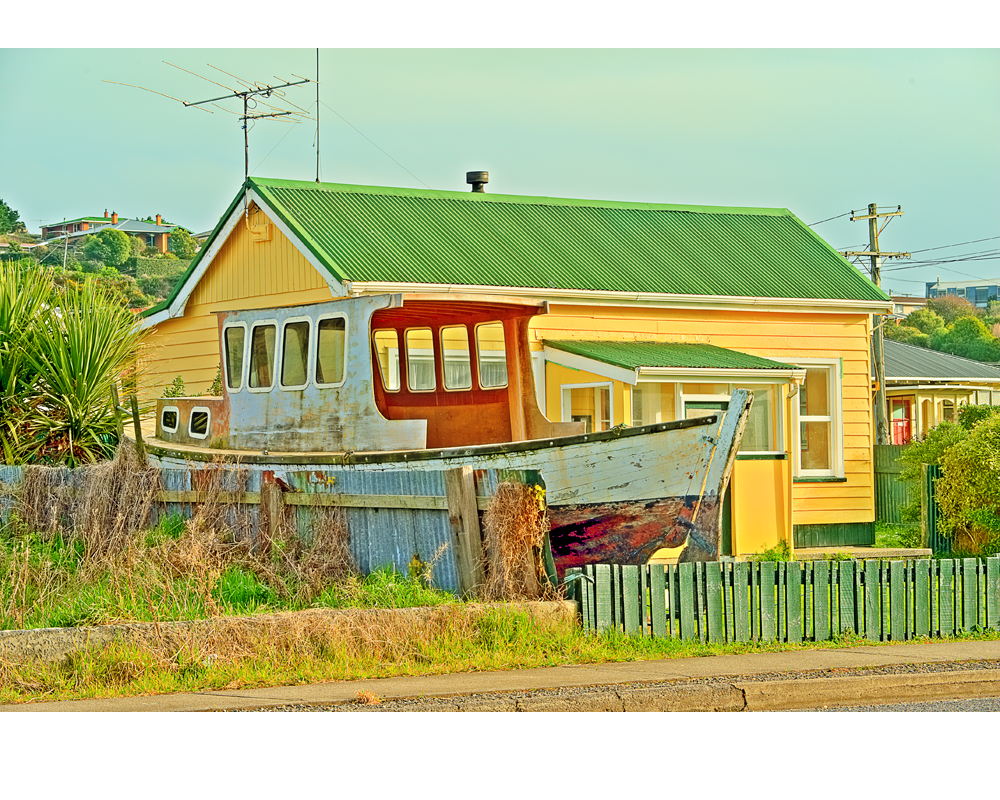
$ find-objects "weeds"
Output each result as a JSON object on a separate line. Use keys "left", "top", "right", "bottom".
{"left": 748, "top": 540, "right": 792, "bottom": 562}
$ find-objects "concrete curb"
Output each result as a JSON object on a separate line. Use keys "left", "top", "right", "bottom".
{"left": 333, "top": 669, "right": 1000, "bottom": 712}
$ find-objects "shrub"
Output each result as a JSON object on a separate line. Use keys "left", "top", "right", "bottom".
{"left": 896, "top": 421, "right": 968, "bottom": 522}
{"left": 935, "top": 414, "right": 1000, "bottom": 556}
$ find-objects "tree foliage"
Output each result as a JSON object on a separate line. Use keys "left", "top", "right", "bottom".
{"left": 0, "top": 259, "right": 147, "bottom": 466}
{"left": 929, "top": 316, "right": 1000, "bottom": 362}
{"left": 883, "top": 323, "right": 929, "bottom": 348}
{"left": 0, "top": 198, "right": 23, "bottom": 234}
{"left": 936, "top": 414, "right": 1000, "bottom": 556}
{"left": 928, "top": 294, "right": 982, "bottom": 325}
{"left": 903, "top": 308, "right": 946, "bottom": 335}
{"left": 168, "top": 227, "right": 198, "bottom": 260}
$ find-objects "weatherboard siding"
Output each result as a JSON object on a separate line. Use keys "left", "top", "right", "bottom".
{"left": 532, "top": 304, "right": 875, "bottom": 538}
{"left": 142, "top": 211, "right": 335, "bottom": 397}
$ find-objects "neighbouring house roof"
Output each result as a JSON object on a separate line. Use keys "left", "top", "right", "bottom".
{"left": 42, "top": 216, "right": 111, "bottom": 228}
{"left": 145, "top": 176, "right": 892, "bottom": 322}
{"left": 881, "top": 339, "right": 1000, "bottom": 383}
{"left": 543, "top": 340, "right": 805, "bottom": 385}
{"left": 45, "top": 219, "right": 178, "bottom": 242}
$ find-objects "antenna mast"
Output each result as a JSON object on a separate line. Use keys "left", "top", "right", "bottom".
{"left": 182, "top": 76, "right": 313, "bottom": 183}
{"left": 316, "top": 49, "right": 321, "bottom": 183}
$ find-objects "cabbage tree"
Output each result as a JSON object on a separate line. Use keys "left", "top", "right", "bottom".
{"left": 0, "top": 259, "right": 146, "bottom": 466}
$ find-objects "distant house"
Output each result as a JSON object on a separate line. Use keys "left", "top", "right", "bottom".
{"left": 41, "top": 211, "right": 178, "bottom": 254}
{"left": 140, "top": 175, "right": 893, "bottom": 556}
{"left": 926, "top": 279, "right": 1000, "bottom": 309}
{"left": 878, "top": 338, "right": 1000, "bottom": 444}
{"left": 889, "top": 294, "right": 928, "bottom": 318}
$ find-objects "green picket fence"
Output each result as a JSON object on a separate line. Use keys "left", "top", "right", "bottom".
{"left": 567, "top": 557, "right": 1000, "bottom": 643}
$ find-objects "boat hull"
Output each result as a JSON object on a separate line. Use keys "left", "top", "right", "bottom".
{"left": 143, "top": 389, "right": 751, "bottom": 568}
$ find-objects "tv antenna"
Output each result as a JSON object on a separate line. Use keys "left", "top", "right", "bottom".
{"left": 106, "top": 62, "right": 316, "bottom": 183}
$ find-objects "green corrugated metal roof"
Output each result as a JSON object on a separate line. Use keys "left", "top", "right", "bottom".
{"left": 544, "top": 340, "right": 798, "bottom": 371}
{"left": 252, "top": 177, "right": 887, "bottom": 301}
{"left": 146, "top": 176, "right": 889, "bottom": 318}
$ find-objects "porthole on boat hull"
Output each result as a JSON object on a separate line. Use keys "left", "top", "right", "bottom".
{"left": 161, "top": 406, "right": 179, "bottom": 433}
{"left": 189, "top": 407, "right": 211, "bottom": 439}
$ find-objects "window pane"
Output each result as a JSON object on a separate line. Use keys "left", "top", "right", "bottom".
{"left": 741, "top": 387, "right": 773, "bottom": 451}
{"left": 406, "top": 328, "right": 436, "bottom": 391}
{"left": 373, "top": 329, "right": 400, "bottom": 391}
{"left": 476, "top": 322, "right": 507, "bottom": 388}
{"left": 440, "top": 325, "right": 472, "bottom": 390}
{"left": 281, "top": 321, "right": 310, "bottom": 387}
{"left": 800, "top": 420, "right": 832, "bottom": 471}
{"left": 316, "top": 317, "right": 346, "bottom": 385}
{"left": 248, "top": 324, "right": 276, "bottom": 389}
{"left": 224, "top": 327, "right": 245, "bottom": 390}
{"left": 632, "top": 383, "right": 667, "bottom": 426}
{"left": 800, "top": 368, "right": 830, "bottom": 417}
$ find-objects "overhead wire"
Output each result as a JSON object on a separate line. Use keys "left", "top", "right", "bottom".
{"left": 319, "top": 99, "right": 430, "bottom": 189}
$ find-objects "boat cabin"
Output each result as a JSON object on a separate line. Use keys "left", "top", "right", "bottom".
{"left": 154, "top": 293, "right": 581, "bottom": 453}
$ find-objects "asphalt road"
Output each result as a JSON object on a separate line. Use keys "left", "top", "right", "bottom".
{"left": 798, "top": 696, "right": 1000, "bottom": 712}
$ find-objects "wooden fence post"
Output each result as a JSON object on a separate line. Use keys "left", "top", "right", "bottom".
{"left": 260, "top": 472, "right": 286, "bottom": 549}
{"left": 444, "top": 466, "right": 485, "bottom": 597}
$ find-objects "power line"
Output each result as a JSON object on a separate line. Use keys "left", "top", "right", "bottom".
{"left": 808, "top": 211, "right": 852, "bottom": 226}
{"left": 319, "top": 99, "right": 430, "bottom": 189}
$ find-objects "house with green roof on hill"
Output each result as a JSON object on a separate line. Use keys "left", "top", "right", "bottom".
{"left": 140, "top": 174, "right": 893, "bottom": 558}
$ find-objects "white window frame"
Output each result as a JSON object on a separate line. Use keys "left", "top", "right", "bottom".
{"left": 278, "top": 316, "right": 313, "bottom": 392}
{"left": 474, "top": 321, "right": 508, "bottom": 390}
{"left": 313, "top": 313, "right": 349, "bottom": 389}
{"left": 404, "top": 326, "right": 437, "bottom": 393}
{"left": 792, "top": 358, "right": 844, "bottom": 479}
{"left": 160, "top": 405, "right": 180, "bottom": 434}
{"left": 247, "top": 319, "right": 279, "bottom": 394}
{"left": 678, "top": 384, "right": 786, "bottom": 456}
{"left": 560, "top": 382, "right": 614, "bottom": 433}
{"left": 439, "top": 325, "right": 473, "bottom": 393}
{"left": 372, "top": 328, "right": 401, "bottom": 392}
{"left": 188, "top": 406, "right": 211, "bottom": 440}
{"left": 221, "top": 321, "right": 247, "bottom": 394}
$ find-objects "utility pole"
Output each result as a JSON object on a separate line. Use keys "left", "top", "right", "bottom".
{"left": 843, "top": 204, "right": 910, "bottom": 446}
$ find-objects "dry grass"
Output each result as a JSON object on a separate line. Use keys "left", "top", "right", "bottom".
{"left": 480, "top": 481, "right": 558, "bottom": 602}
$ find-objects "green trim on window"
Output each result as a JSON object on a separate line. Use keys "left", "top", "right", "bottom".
{"left": 794, "top": 476, "right": 847, "bottom": 483}
{"left": 737, "top": 453, "right": 787, "bottom": 461}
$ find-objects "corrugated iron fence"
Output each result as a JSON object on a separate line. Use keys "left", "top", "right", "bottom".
{"left": 568, "top": 558, "right": 1000, "bottom": 643}
{"left": 0, "top": 464, "right": 533, "bottom": 595}
{"left": 874, "top": 444, "right": 915, "bottom": 525}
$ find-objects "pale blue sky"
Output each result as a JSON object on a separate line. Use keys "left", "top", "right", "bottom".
{"left": 2, "top": 40, "right": 997, "bottom": 298}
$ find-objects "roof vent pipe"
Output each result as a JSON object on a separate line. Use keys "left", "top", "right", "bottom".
{"left": 466, "top": 171, "right": 488, "bottom": 193}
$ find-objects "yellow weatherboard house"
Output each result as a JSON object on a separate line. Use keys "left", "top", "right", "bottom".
{"left": 140, "top": 176, "right": 893, "bottom": 558}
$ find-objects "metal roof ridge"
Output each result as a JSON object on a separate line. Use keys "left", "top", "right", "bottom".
{"left": 248, "top": 176, "right": 792, "bottom": 217}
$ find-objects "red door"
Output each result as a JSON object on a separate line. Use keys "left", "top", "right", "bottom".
{"left": 890, "top": 398, "right": 912, "bottom": 445}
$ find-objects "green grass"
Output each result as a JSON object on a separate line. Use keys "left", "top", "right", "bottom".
{"left": 875, "top": 521, "right": 924, "bottom": 549}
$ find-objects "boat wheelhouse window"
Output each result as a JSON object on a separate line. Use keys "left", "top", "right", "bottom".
{"left": 280, "top": 319, "right": 311, "bottom": 390}
{"left": 248, "top": 323, "right": 277, "bottom": 390}
{"left": 373, "top": 329, "right": 400, "bottom": 391}
{"left": 315, "top": 316, "right": 347, "bottom": 386}
{"left": 189, "top": 407, "right": 210, "bottom": 439}
{"left": 440, "top": 325, "right": 472, "bottom": 391}
{"left": 223, "top": 324, "right": 246, "bottom": 391}
{"left": 160, "top": 406, "right": 179, "bottom": 433}
{"left": 405, "top": 328, "right": 436, "bottom": 391}
{"left": 475, "top": 322, "right": 508, "bottom": 389}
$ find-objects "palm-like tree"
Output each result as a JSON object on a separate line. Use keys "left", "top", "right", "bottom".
{"left": 0, "top": 259, "right": 146, "bottom": 466}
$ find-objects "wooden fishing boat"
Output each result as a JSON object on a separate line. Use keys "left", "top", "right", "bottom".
{"left": 143, "top": 293, "right": 751, "bottom": 570}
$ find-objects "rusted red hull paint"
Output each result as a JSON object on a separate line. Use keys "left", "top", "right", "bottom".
{"left": 548, "top": 496, "right": 721, "bottom": 576}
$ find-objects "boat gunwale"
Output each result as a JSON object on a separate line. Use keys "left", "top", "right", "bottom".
{"left": 142, "top": 413, "right": 720, "bottom": 466}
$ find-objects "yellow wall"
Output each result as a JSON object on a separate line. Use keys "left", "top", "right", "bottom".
{"left": 532, "top": 303, "right": 875, "bottom": 542}
{"left": 143, "top": 205, "right": 336, "bottom": 397}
